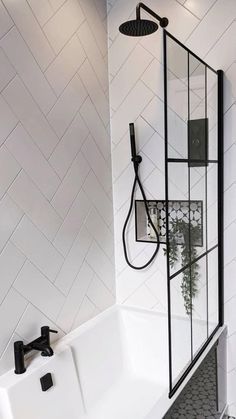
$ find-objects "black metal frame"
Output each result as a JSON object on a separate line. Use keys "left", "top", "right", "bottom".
{"left": 163, "top": 30, "right": 224, "bottom": 398}
{"left": 136, "top": 3, "right": 169, "bottom": 28}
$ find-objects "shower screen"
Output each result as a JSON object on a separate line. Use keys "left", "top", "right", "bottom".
{"left": 163, "top": 30, "right": 224, "bottom": 397}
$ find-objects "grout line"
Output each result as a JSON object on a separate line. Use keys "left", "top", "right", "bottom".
{"left": 42, "top": 12, "right": 86, "bottom": 59}
{"left": 77, "top": 24, "right": 108, "bottom": 94}
{"left": 25, "top": 0, "right": 54, "bottom": 28}
{"left": 185, "top": 0, "right": 220, "bottom": 43}
{"left": 43, "top": 32, "right": 87, "bottom": 96}
{"left": 55, "top": 260, "right": 94, "bottom": 326}
{"left": 47, "top": 99, "right": 89, "bottom": 163}
{"left": 0, "top": 23, "right": 15, "bottom": 42}
{"left": 52, "top": 191, "right": 92, "bottom": 258}
{"left": 4, "top": 128, "right": 63, "bottom": 211}
{"left": 2, "top": 79, "right": 62, "bottom": 168}
{"left": 11, "top": 239, "right": 66, "bottom": 292}
{"left": 1, "top": 5, "right": 56, "bottom": 71}
{"left": 0, "top": 301, "right": 30, "bottom": 360}
{"left": 79, "top": 0, "right": 107, "bottom": 59}
{"left": 46, "top": 0, "right": 67, "bottom": 25}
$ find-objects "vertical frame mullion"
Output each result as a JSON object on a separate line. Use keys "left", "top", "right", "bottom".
{"left": 205, "top": 66, "right": 209, "bottom": 339}
{"left": 188, "top": 52, "right": 193, "bottom": 362}
{"left": 163, "top": 30, "right": 173, "bottom": 396}
{"left": 217, "top": 70, "right": 224, "bottom": 326}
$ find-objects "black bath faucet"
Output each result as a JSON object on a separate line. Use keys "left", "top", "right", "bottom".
{"left": 14, "top": 326, "right": 58, "bottom": 374}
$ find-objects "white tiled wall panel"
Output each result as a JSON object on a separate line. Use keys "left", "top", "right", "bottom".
{"left": 107, "top": 0, "right": 236, "bottom": 414}
{"left": 0, "top": 0, "right": 115, "bottom": 376}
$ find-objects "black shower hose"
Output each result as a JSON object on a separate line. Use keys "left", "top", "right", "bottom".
{"left": 122, "top": 160, "right": 160, "bottom": 270}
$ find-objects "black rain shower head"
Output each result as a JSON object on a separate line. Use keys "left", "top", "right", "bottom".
{"left": 119, "top": 19, "right": 158, "bottom": 37}
{"left": 119, "top": 2, "right": 168, "bottom": 37}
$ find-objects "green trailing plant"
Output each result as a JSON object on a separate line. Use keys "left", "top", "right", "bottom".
{"left": 165, "top": 219, "right": 201, "bottom": 315}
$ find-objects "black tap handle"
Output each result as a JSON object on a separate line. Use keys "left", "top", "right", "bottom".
{"left": 41, "top": 326, "right": 58, "bottom": 346}
{"left": 41, "top": 326, "right": 58, "bottom": 336}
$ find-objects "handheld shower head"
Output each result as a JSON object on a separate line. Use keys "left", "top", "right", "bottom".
{"left": 119, "top": 2, "right": 168, "bottom": 37}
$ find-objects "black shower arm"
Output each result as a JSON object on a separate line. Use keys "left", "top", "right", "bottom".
{"left": 136, "top": 2, "right": 163, "bottom": 22}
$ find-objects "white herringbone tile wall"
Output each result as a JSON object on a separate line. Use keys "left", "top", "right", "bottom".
{"left": 107, "top": 0, "right": 236, "bottom": 414}
{"left": 0, "top": 0, "right": 115, "bottom": 375}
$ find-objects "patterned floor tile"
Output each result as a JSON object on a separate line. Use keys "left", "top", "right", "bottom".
{"left": 164, "top": 348, "right": 224, "bottom": 419}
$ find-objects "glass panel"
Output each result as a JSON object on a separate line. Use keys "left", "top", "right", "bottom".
{"left": 189, "top": 54, "right": 207, "bottom": 168}
{"left": 166, "top": 36, "right": 188, "bottom": 159}
{"left": 190, "top": 166, "right": 206, "bottom": 259}
{"left": 192, "top": 256, "right": 208, "bottom": 356}
{"left": 189, "top": 54, "right": 206, "bottom": 122}
{"left": 165, "top": 32, "right": 221, "bottom": 395}
{"left": 171, "top": 271, "right": 191, "bottom": 386}
{"left": 208, "top": 248, "right": 219, "bottom": 335}
{"left": 168, "top": 163, "right": 189, "bottom": 276}
{"left": 207, "top": 69, "right": 218, "bottom": 160}
{"left": 207, "top": 163, "right": 218, "bottom": 248}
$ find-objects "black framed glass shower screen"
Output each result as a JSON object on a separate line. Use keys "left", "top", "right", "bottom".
{"left": 163, "top": 30, "right": 224, "bottom": 398}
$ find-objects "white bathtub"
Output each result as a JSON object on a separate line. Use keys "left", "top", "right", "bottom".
{"left": 0, "top": 305, "right": 225, "bottom": 419}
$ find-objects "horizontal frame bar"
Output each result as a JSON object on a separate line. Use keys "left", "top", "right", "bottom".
{"left": 169, "top": 244, "right": 218, "bottom": 281}
{"left": 168, "top": 158, "right": 218, "bottom": 164}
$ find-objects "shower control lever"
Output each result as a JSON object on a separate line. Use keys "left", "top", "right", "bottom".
{"left": 14, "top": 326, "right": 58, "bottom": 374}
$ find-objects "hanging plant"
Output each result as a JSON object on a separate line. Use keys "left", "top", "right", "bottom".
{"left": 164, "top": 219, "right": 201, "bottom": 316}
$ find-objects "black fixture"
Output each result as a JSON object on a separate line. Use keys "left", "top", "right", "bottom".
{"left": 188, "top": 118, "right": 209, "bottom": 166}
{"left": 40, "top": 373, "right": 54, "bottom": 392}
{"left": 119, "top": 2, "right": 168, "bottom": 37}
{"left": 14, "top": 326, "right": 58, "bottom": 374}
{"left": 122, "top": 123, "right": 160, "bottom": 270}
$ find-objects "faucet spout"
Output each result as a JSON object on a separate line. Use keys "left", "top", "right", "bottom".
{"left": 30, "top": 342, "right": 54, "bottom": 357}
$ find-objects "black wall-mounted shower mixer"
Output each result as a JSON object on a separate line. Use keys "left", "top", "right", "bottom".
{"left": 122, "top": 123, "right": 160, "bottom": 270}
{"left": 119, "top": 2, "right": 169, "bottom": 37}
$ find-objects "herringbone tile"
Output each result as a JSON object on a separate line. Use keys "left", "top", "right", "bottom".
{"left": 0, "top": 0, "right": 115, "bottom": 376}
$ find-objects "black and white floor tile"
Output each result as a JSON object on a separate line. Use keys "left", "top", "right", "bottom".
{"left": 164, "top": 349, "right": 226, "bottom": 419}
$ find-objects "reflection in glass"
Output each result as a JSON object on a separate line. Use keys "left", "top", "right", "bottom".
{"left": 167, "top": 36, "right": 188, "bottom": 159}
{"left": 208, "top": 248, "right": 219, "bottom": 335}
{"left": 207, "top": 69, "right": 218, "bottom": 160}
{"left": 168, "top": 163, "right": 189, "bottom": 276}
{"left": 189, "top": 55, "right": 205, "bottom": 121}
{"left": 171, "top": 271, "right": 191, "bottom": 385}
{"left": 207, "top": 163, "right": 218, "bottom": 249}
{"left": 192, "top": 257, "right": 208, "bottom": 356}
{"left": 190, "top": 166, "right": 206, "bottom": 259}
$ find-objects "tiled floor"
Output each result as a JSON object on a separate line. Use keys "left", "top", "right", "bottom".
{"left": 164, "top": 348, "right": 226, "bottom": 419}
